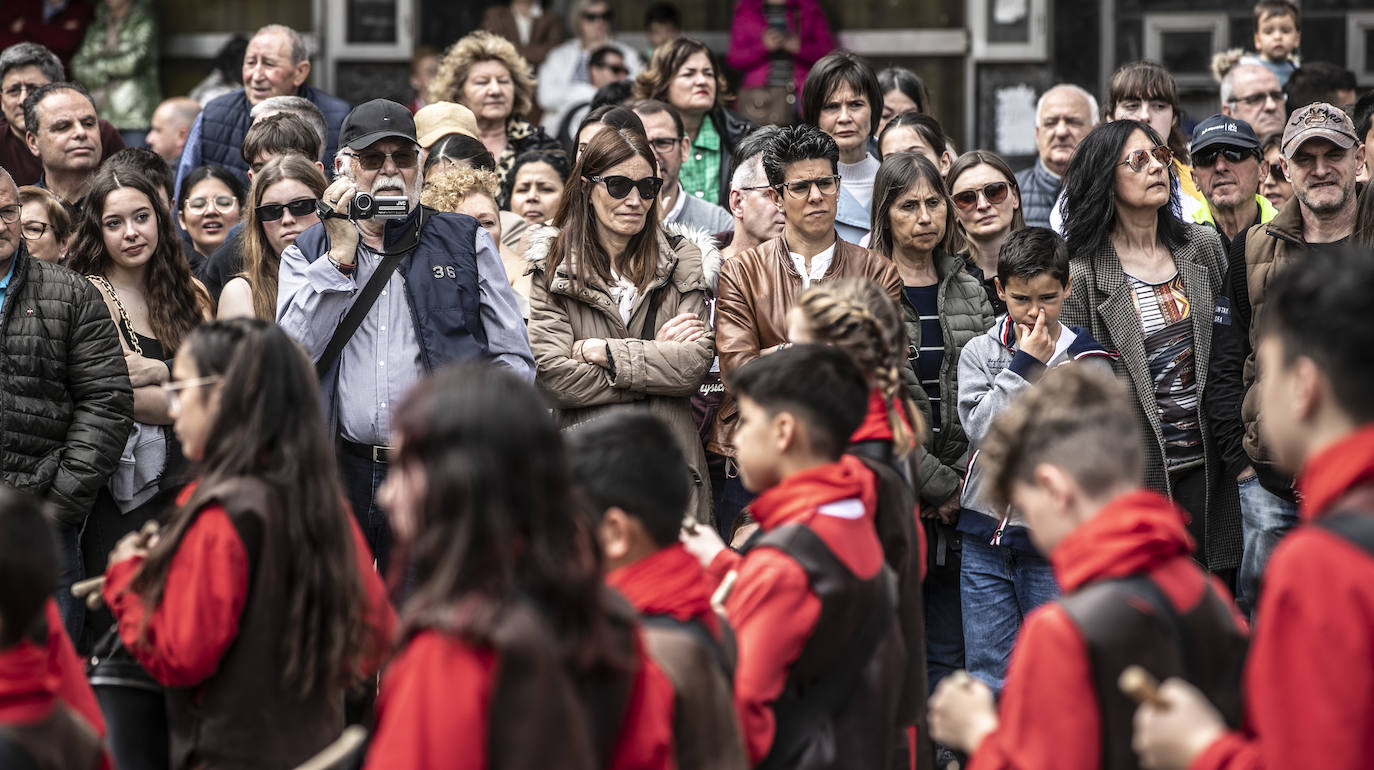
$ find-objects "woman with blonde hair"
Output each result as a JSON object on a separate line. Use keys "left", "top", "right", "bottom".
{"left": 421, "top": 164, "right": 531, "bottom": 314}
{"left": 218, "top": 155, "right": 325, "bottom": 320}
{"left": 429, "top": 30, "right": 560, "bottom": 202}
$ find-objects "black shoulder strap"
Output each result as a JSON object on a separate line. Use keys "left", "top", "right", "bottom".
{"left": 636, "top": 233, "right": 685, "bottom": 341}
{"left": 639, "top": 613, "right": 734, "bottom": 679}
{"left": 1318, "top": 511, "right": 1374, "bottom": 557}
{"left": 316, "top": 207, "right": 432, "bottom": 378}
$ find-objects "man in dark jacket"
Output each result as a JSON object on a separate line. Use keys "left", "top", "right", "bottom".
{"left": 0, "top": 165, "right": 132, "bottom": 645}
{"left": 174, "top": 24, "right": 349, "bottom": 192}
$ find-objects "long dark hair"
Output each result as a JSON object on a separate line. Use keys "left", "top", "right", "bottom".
{"left": 390, "top": 363, "right": 624, "bottom": 669}
{"left": 549, "top": 127, "right": 661, "bottom": 291}
{"left": 1061, "top": 120, "right": 1186, "bottom": 259}
{"left": 131, "top": 320, "right": 369, "bottom": 698}
{"left": 877, "top": 66, "right": 930, "bottom": 115}
{"left": 869, "top": 152, "right": 957, "bottom": 260}
{"left": 239, "top": 155, "right": 327, "bottom": 320}
{"left": 67, "top": 168, "right": 210, "bottom": 351}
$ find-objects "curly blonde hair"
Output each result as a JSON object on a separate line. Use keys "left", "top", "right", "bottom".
{"left": 793, "top": 278, "right": 925, "bottom": 457}
{"left": 429, "top": 30, "right": 537, "bottom": 120}
{"left": 420, "top": 165, "right": 501, "bottom": 213}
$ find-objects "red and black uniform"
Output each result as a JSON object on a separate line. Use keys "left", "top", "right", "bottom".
{"left": 0, "top": 605, "right": 110, "bottom": 770}
{"left": 707, "top": 455, "right": 903, "bottom": 767}
{"left": 967, "top": 491, "right": 1246, "bottom": 770}
{"left": 364, "top": 591, "right": 676, "bottom": 770}
{"left": 1192, "top": 425, "right": 1374, "bottom": 770}
{"left": 608, "top": 544, "right": 749, "bottom": 770}
{"left": 102, "top": 481, "right": 397, "bottom": 769}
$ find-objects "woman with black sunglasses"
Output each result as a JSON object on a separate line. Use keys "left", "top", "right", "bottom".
{"left": 218, "top": 155, "right": 326, "bottom": 320}
{"left": 946, "top": 151, "right": 1025, "bottom": 314}
{"left": 1060, "top": 119, "right": 1240, "bottom": 578}
{"left": 527, "top": 126, "right": 716, "bottom": 525}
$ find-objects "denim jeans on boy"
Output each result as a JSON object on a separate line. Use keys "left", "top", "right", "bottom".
{"left": 924, "top": 522, "right": 964, "bottom": 692}
{"left": 960, "top": 538, "right": 1060, "bottom": 692}
{"left": 1236, "top": 474, "right": 1298, "bottom": 617}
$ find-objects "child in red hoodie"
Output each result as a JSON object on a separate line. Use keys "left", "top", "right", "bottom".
{"left": 570, "top": 411, "right": 749, "bottom": 770}
{"left": 682, "top": 344, "right": 906, "bottom": 769}
{"left": 1133, "top": 247, "right": 1374, "bottom": 770}
{"left": 926, "top": 365, "right": 1247, "bottom": 770}
{"left": 0, "top": 486, "right": 109, "bottom": 770}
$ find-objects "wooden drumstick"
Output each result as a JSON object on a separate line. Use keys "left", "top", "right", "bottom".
{"left": 69, "top": 520, "right": 163, "bottom": 609}
{"left": 1119, "top": 665, "right": 1167, "bottom": 707}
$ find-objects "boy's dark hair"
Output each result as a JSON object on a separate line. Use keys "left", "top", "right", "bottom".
{"left": 644, "top": 2, "right": 681, "bottom": 29}
{"left": 591, "top": 80, "right": 636, "bottom": 111}
{"left": 241, "top": 112, "right": 323, "bottom": 167}
{"left": 1253, "top": 1, "right": 1300, "bottom": 31}
{"left": 588, "top": 44, "right": 623, "bottom": 70}
{"left": 103, "top": 147, "right": 175, "bottom": 204}
{"left": 1285, "top": 62, "right": 1357, "bottom": 111}
{"left": 631, "top": 99, "right": 685, "bottom": 139}
{"left": 729, "top": 344, "right": 869, "bottom": 460}
{"left": 0, "top": 486, "right": 59, "bottom": 649}
{"left": 997, "top": 226, "right": 1071, "bottom": 288}
{"left": 1261, "top": 246, "right": 1374, "bottom": 422}
{"left": 761, "top": 123, "right": 840, "bottom": 188}
{"left": 802, "top": 51, "right": 884, "bottom": 138}
{"left": 568, "top": 413, "right": 690, "bottom": 548}
{"left": 1354, "top": 91, "right": 1374, "bottom": 145}
{"left": 981, "top": 365, "right": 1144, "bottom": 509}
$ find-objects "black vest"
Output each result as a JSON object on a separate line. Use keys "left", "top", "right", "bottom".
{"left": 0, "top": 703, "right": 102, "bottom": 770}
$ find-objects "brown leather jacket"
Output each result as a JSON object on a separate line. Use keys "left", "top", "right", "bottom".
{"left": 708, "top": 235, "right": 902, "bottom": 455}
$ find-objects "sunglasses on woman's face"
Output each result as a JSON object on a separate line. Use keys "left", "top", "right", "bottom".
{"left": 255, "top": 197, "right": 318, "bottom": 222}
{"left": 1118, "top": 145, "right": 1173, "bottom": 173}
{"left": 950, "top": 181, "right": 1009, "bottom": 211}
{"left": 1269, "top": 161, "right": 1287, "bottom": 182}
{"left": 587, "top": 174, "right": 663, "bottom": 200}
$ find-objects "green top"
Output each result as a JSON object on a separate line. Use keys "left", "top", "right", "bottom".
{"left": 678, "top": 116, "right": 721, "bottom": 207}
{"left": 70, "top": 3, "right": 160, "bottom": 131}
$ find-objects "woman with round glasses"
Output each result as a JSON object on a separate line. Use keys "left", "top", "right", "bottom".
{"left": 176, "top": 165, "right": 244, "bottom": 270}
{"left": 17, "top": 185, "right": 71, "bottom": 264}
{"left": 218, "top": 155, "right": 326, "bottom": 320}
{"left": 946, "top": 151, "right": 1025, "bottom": 314}
{"left": 527, "top": 127, "right": 716, "bottom": 524}
{"left": 1060, "top": 119, "right": 1239, "bottom": 576}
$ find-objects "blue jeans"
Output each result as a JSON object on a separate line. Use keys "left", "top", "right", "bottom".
{"left": 924, "top": 522, "right": 964, "bottom": 692}
{"left": 960, "top": 538, "right": 1060, "bottom": 692}
{"left": 54, "top": 522, "right": 85, "bottom": 653}
{"left": 1236, "top": 475, "right": 1298, "bottom": 618}
{"left": 339, "top": 450, "right": 392, "bottom": 575}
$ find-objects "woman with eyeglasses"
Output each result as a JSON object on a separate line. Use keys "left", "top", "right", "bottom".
{"left": 176, "top": 165, "right": 244, "bottom": 270}
{"left": 100, "top": 319, "right": 395, "bottom": 769}
{"left": 1060, "top": 119, "right": 1240, "bottom": 577}
{"left": 527, "top": 126, "right": 715, "bottom": 524}
{"left": 946, "top": 151, "right": 1025, "bottom": 315}
{"left": 218, "top": 155, "right": 325, "bottom": 320}
{"left": 17, "top": 185, "right": 72, "bottom": 263}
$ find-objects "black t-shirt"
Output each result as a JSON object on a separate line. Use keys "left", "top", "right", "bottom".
{"left": 199, "top": 226, "right": 246, "bottom": 303}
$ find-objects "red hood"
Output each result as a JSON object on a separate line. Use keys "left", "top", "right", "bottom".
{"left": 849, "top": 389, "right": 916, "bottom": 448}
{"left": 1050, "top": 490, "right": 1195, "bottom": 593}
{"left": 1297, "top": 424, "right": 1374, "bottom": 522}
{"left": 0, "top": 639, "right": 57, "bottom": 725}
{"left": 750, "top": 455, "right": 877, "bottom": 532}
{"left": 607, "top": 544, "right": 720, "bottom": 638}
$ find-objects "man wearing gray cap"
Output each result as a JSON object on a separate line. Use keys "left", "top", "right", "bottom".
{"left": 1206, "top": 101, "right": 1364, "bottom": 618}
{"left": 1187, "top": 114, "right": 1277, "bottom": 252}
{"left": 277, "top": 98, "right": 534, "bottom": 571}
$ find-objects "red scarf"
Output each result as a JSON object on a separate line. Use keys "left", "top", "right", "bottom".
{"left": 1296, "top": 424, "right": 1374, "bottom": 521}
{"left": 0, "top": 641, "right": 57, "bottom": 726}
{"left": 607, "top": 544, "right": 720, "bottom": 638}
{"left": 1050, "top": 490, "right": 1194, "bottom": 593}
{"left": 749, "top": 455, "right": 876, "bottom": 532}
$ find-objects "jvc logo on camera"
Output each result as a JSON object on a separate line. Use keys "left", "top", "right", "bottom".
{"left": 432, "top": 265, "right": 458, "bottom": 279}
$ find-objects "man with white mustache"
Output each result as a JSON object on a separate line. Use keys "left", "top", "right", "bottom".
{"left": 277, "top": 99, "right": 533, "bottom": 573}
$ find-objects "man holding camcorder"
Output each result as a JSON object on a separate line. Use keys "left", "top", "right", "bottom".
{"left": 277, "top": 98, "right": 534, "bottom": 573}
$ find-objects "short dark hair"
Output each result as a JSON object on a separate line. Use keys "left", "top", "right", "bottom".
{"left": 568, "top": 413, "right": 690, "bottom": 548}
{"left": 241, "top": 112, "right": 322, "bottom": 167}
{"left": 761, "top": 123, "right": 839, "bottom": 188}
{"left": 0, "top": 486, "right": 59, "bottom": 649}
{"left": 591, "top": 80, "right": 635, "bottom": 111}
{"left": 588, "top": 44, "right": 624, "bottom": 70}
{"left": 1261, "top": 246, "right": 1374, "bottom": 422}
{"left": 0, "top": 42, "right": 63, "bottom": 84}
{"left": 1285, "top": 62, "right": 1357, "bottom": 111}
{"left": 503, "top": 148, "right": 571, "bottom": 206}
{"left": 1253, "top": 0, "right": 1300, "bottom": 31}
{"left": 574, "top": 105, "right": 646, "bottom": 160}
{"left": 733, "top": 124, "right": 783, "bottom": 169}
{"left": 997, "top": 227, "right": 1070, "bottom": 288}
{"left": 102, "top": 147, "right": 175, "bottom": 204}
{"left": 802, "top": 51, "right": 884, "bottom": 138}
{"left": 1354, "top": 90, "right": 1374, "bottom": 144}
{"left": 23, "top": 81, "right": 93, "bottom": 136}
{"left": 728, "top": 344, "right": 869, "bottom": 460}
{"left": 424, "top": 132, "right": 495, "bottom": 174}
{"left": 644, "top": 2, "right": 681, "bottom": 28}
{"left": 631, "top": 98, "right": 684, "bottom": 138}
{"left": 877, "top": 66, "right": 929, "bottom": 115}
{"left": 877, "top": 110, "right": 946, "bottom": 159}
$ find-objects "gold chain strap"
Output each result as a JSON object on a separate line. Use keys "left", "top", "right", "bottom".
{"left": 86, "top": 274, "right": 143, "bottom": 356}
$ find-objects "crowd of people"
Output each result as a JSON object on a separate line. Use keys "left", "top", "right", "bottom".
{"left": 2, "top": 0, "right": 1374, "bottom": 768}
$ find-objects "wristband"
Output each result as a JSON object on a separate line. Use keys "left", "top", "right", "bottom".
{"left": 328, "top": 255, "right": 356, "bottom": 276}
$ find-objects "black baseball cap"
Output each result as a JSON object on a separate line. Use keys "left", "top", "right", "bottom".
{"left": 1190, "top": 114, "right": 1261, "bottom": 156}
{"left": 340, "top": 99, "right": 417, "bottom": 150}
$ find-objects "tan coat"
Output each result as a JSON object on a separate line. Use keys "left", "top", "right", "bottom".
{"left": 528, "top": 227, "right": 716, "bottom": 523}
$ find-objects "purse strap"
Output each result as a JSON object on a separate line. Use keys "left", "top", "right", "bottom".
{"left": 86, "top": 274, "right": 142, "bottom": 355}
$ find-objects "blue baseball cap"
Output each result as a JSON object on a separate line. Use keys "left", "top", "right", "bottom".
{"left": 1190, "top": 114, "right": 1261, "bottom": 156}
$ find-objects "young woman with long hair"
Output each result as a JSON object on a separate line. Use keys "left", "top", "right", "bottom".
{"left": 100, "top": 319, "right": 395, "bottom": 769}
{"left": 218, "top": 155, "right": 326, "bottom": 320}
{"left": 945, "top": 150, "right": 1025, "bottom": 314}
{"left": 527, "top": 126, "right": 716, "bottom": 525}
{"left": 366, "top": 362, "right": 673, "bottom": 769}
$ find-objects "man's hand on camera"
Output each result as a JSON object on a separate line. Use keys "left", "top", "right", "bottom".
{"left": 322, "top": 177, "right": 361, "bottom": 265}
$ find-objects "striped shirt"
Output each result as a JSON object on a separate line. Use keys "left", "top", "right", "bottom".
{"left": 904, "top": 284, "right": 944, "bottom": 433}
{"left": 1128, "top": 272, "right": 1204, "bottom": 469}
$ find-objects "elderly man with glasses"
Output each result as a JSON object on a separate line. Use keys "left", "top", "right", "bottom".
{"left": 1187, "top": 114, "right": 1278, "bottom": 252}
{"left": 1220, "top": 63, "right": 1287, "bottom": 140}
{"left": 277, "top": 99, "right": 533, "bottom": 572}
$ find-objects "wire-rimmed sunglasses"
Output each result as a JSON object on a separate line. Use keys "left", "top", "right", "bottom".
{"left": 346, "top": 148, "right": 419, "bottom": 171}
{"left": 951, "top": 182, "right": 1010, "bottom": 211}
{"left": 1119, "top": 145, "right": 1173, "bottom": 173}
